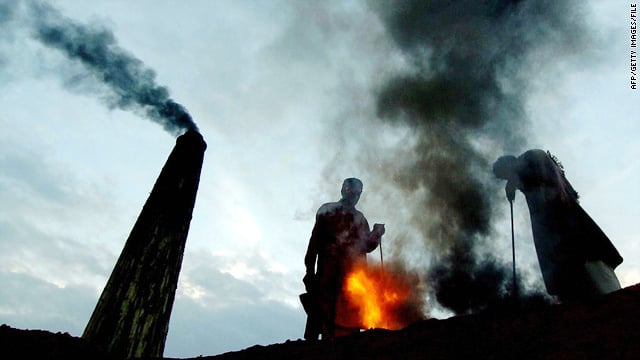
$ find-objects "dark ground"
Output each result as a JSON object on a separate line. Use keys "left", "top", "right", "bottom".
{"left": 2, "top": 283, "right": 639, "bottom": 359}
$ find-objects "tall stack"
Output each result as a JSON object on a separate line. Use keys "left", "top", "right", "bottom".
{"left": 83, "top": 130, "right": 207, "bottom": 358}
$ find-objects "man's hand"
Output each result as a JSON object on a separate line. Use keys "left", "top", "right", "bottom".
{"left": 506, "top": 182, "right": 516, "bottom": 202}
{"left": 373, "top": 223, "right": 385, "bottom": 237}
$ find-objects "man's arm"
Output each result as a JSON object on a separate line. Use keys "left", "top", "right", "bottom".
{"left": 356, "top": 213, "right": 384, "bottom": 254}
{"left": 303, "top": 216, "right": 321, "bottom": 292}
{"left": 304, "top": 221, "right": 319, "bottom": 275}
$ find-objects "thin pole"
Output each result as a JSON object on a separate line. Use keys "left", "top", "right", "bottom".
{"left": 510, "top": 200, "right": 517, "bottom": 301}
{"left": 379, "top": 240, "right": 384, "bottom": 271}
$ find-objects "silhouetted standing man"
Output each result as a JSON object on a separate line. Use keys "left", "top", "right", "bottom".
{"left": 303, "top": 178, "right": 385, "bottom": 339}
{"left": 493, "top": 149, "right": 623, "bottom": 303}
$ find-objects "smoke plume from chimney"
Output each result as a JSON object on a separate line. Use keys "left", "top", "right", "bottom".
{"left": 27, "top": 1, "right": 197, "bottom": 136}
{"left": 367, "top": 0, "right": 587, "bottom": 314}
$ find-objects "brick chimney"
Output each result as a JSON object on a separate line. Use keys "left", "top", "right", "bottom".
{"left": 82, "top": 130, "right": 206, "bottom": 358}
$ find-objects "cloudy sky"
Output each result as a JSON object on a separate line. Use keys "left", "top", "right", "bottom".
{"left": 0, "top": 0, "right": 638, "bottom": 358}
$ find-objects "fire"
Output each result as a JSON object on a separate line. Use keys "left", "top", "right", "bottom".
{"left": 342, "top": 261, "right": 421, "bottom": 330}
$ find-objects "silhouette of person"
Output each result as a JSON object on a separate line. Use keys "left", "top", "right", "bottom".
{"left": 303, "top": 178, "right": 385, "bottom": 339}
{"left": 493, "top": 149, "right": 623, "bottom": 303}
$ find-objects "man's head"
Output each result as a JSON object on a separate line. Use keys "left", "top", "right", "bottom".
{"left": 493, "top": 155, "right": 517, "bottom": 180}
{"left": 341, "top": 178, "right": 363, "bottom": 207}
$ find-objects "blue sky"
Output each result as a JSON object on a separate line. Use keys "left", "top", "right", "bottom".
{"left": 0, "top": 1, "right": 638, "bottom": 358}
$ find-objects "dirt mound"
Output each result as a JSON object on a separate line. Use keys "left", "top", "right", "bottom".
{"left": 2, "top": 284, "right": 639, "bottom": 359}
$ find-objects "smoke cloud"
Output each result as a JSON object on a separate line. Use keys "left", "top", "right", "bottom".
{"left": 27, "top": 1, "right": 197, "bottom": 135}
{"left": 368, "top": 0, "right": 586, "bottom": 314}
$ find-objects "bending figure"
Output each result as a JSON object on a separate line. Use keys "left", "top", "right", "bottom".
{"left": 493, "top": 150, "right": 622, "bottom": 303}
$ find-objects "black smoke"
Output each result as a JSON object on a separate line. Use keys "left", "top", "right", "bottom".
{"left": 369, "top": 0, "right": 584, "bottom": 314}
{"left": 27, "top": 1, "right": 197, "bottom": 136}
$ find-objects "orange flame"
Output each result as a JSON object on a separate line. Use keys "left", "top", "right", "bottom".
{"left": 342, "top": 261, "right": 423, "bottom": 330}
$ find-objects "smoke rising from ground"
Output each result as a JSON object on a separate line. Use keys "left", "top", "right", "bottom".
{"left": 26, "top": 1, "right": 197, "bottom": 135}
{"left": 368, "top": 0, "right": 585, "bottom": 314}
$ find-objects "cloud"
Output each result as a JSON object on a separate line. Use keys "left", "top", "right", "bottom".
{"left": 0, "top": 0, "right": 14, "bottom": 66}
{"left": 0, "top": 140, "right": 75, "bottom": 204}
{"left": 0, "top": 271, "right": 96, "bottom": 334}
{"left": 178, "top": 249, "right": 302, "bottom": 307}
{"left": 0, "top": 138, "right": 123, "bottom": 290}
{"left": 0, "top": 216, "right": 114, "bottom": 289}
{"left": 166, "top": 296, "right": 304, "bottom": 358}
{"left": 166, "top": 249, "right": 305, "bottom": 357}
